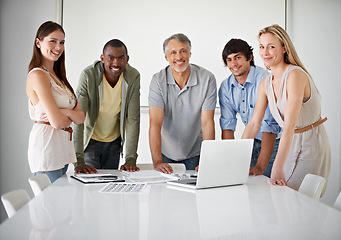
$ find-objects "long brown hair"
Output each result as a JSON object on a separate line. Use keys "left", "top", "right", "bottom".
{"left": 28, "top": 21, "right": 76, "bottom": 104}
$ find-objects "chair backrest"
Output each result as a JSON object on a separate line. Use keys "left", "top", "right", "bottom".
{"left": 298, "top": 174, "right": 326, "bottom": 200}
{"left": 334, "top": 191, "right": 341, "bottom": 211}
{"left": 136, "top": 163, "right": 186, "bottom": 173}
{"left": 168, "top": 163, "right": 186, "bottom": 173}
{"left": 1, "top": 189, "right": 31, "bottom": 218}
{"left": 28, "top": 174, "right": 51, "bottom": 197}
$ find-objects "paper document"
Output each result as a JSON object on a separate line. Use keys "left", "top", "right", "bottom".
{"left": 122, "top": 170, "right": 179, "bottom": 183}
{"left": 71, "top": 173, "right": 125, "bottom": 184}
{"left": 100, "top": 183, "right": 146, "bottom": 193}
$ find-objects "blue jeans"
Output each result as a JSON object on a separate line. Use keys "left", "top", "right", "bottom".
{"left": 250, "top": 138, "right": 280, "bottom": 177}
{"left": 84, "top": 137, "right": 121, "bottom": 169}
{"left": 162, "top": 154, "right": 199, "bottom": 170}
{"left": 33, "top": 164, "right": 68, "bottom": 183}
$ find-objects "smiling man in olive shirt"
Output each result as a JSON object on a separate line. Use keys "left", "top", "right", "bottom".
{"left": 74, "top": 39, "right": 140, "bottom": 173}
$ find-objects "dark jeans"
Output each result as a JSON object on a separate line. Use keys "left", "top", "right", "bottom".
{"left": 162, "top": 154, "right": 200, "bottom": 170}
{"left": 250, "top": 138, "right": 280, "bottom": 177}
{"left": 84, "top": 137, "right": 121, "bottom": 169}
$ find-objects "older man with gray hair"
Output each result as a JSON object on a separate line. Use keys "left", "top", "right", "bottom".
{"left": 148, "top": 33, "right": 217, "bottom": 173}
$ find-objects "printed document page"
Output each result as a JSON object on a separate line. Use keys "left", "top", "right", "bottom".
{"left": 100, "top": 182, "right": 146, "bottom": 193}
{"left": 122, "top": 170, "right": 179, "bottom": 183}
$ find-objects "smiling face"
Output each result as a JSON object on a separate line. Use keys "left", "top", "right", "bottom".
{"left": 36, "top": 29, "right": 65, "bottom": 63}
{"left": 101, "top": 46, "right": 129, "bottom": 81}
{"left": 259, "top": 33, "right": 286, "bottom": 69}
{"left": 226, "top": 52, "right": 251, "bottom": 83}
{"left": 165, "top": 39, "right": 191, "bottom": 73}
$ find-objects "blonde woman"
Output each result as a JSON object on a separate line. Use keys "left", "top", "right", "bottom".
{"left": 26, "top": 21, "right": 85, "bottom": 182}
{"left": 242, "top": 24, "right": 330, "bottom": 191}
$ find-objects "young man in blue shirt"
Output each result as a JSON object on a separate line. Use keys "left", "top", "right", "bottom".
{"left": 219, "top": 39, "right": 281, "bottom": 177}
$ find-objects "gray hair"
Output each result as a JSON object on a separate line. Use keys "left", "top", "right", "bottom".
{"left": 163, "top": 33, "right": 192, "bottom": 53}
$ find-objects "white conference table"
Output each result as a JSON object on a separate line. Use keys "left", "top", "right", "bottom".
{"left": 1, "top": 170, "right": 341, "bottom": 239}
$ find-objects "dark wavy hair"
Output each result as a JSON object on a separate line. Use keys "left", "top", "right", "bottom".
{"left": 222, "top": 39, "right": 254, "bottom": 66}
{"left": 28, "top": 21, "right": 76, "bottom": 103}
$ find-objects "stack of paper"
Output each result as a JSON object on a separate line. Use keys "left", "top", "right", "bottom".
{"left": 122, "top": 170, "right": 179, "bottom": 183}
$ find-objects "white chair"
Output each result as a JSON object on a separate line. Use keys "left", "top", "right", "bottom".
{"left": 298, "top": 174, "right": 326, "bottom": 200}
{"left": 168, "top": 163, "right": 186, "bottom": 173}
{"left": 136, "top": 163, "right": 186, "bottom": 173}
{"left": 1, "top": 189, "right": 31, "bottom": 218}
{"left": 334, "top": 191, "right": 341, "bottom": 211}
{"left": 28, "top": 174, "right": 51, "bottom": 197}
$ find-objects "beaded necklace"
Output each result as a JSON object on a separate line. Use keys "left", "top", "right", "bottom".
{"left": 42, "top": 66, "right": 63, "bottom": 87}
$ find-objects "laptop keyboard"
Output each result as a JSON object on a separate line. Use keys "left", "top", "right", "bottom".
{"left": 186, "top": 181, "right": 197, "bottom": 185}
{"left": 172, "top": 173, "right": 198, "bottom": 179}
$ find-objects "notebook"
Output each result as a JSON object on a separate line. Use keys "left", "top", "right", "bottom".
{"left": 167, "top": 139, "right": 254, "bottom": 189}
{"left": 71, "top": 173, "right": 125, "bottom": 184}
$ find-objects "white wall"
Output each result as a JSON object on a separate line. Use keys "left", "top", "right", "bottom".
{"left": 0, "top": 0, "right": 340, "bottom": 223}
{"left": 0, "top": 0, "right": 58, "bottom": 222}
{"left": 62, "top": 0, "right": 285, "bottom": 106}
{"left": 287, "top": 0, "right": 341, "bottom": 205}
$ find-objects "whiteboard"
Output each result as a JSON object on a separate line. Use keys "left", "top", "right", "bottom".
{"left": 63, "top": 0, "right": 285, "bottom": 106}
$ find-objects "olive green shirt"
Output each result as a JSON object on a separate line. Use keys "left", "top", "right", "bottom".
{"left": 73, "top": 60, "right": 140, "bottom": 167}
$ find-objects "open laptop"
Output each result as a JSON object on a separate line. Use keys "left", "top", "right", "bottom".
{"left": 167, "top": 139, "right": 254, "bottom": 189}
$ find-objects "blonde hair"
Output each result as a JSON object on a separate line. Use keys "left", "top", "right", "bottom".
{"left": 259, "top": 24, "right": 310, "bottom": 76}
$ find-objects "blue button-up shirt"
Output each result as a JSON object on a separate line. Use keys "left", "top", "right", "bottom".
{"left": 218, "top": 65, "right": 281, "bottom": 140}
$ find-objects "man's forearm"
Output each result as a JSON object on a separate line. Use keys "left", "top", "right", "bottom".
{"left": 201, "top": 110, "right": 215, "bottom": 140}
{"left": 222, "top": 129, "right": 234, "bottom": 139}
{"left": 202, "top": 120, "right": 215, "bottom": 140}
{"left": 73, "top": 122, "right": 85, "bottom": 167}
{"left": 149, "top": 125, "right": 163, "bottom": 166}
{"left": 256, "top": 132, "right": 277, "bottom": 169}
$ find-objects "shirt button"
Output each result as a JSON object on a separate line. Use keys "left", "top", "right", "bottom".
{"left": 243, "top": 111, "right": 245, "bottom": 113}
{"left": 242, "top": 100, "right": 245, "bottom": 102}
{"left": 242, "top": 88, "right": 244, "bottom": 90}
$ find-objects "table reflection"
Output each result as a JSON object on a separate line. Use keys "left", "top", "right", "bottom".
{"left": 29, "top": 185, "right": 75, "bottom": 239}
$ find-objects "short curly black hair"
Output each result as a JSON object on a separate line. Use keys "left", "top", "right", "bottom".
{"left": 103, "top": 39, "right": 128, "bottom": 55}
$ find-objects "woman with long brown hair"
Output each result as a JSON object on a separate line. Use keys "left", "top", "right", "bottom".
{"left": 26, "top": 21, "right": 84, "bottom": 182}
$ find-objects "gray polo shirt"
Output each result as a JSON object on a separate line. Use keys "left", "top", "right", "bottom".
{"left": 149, "top": 64, "right": 217, "bottom": 160}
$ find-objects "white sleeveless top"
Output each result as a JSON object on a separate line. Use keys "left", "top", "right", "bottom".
{"left": 27, "top": 68, "right": 77, "bottom": 172}
{"left": 265, "top": 64, "right": 322, "bottom": 129}
{"left": 264, "top": 65, "right": 330, "bottom": 189}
